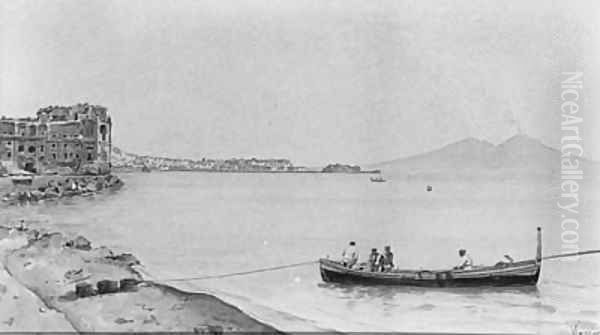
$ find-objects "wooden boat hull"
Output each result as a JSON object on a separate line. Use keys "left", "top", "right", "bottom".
{"left": 11, "top": 178, "right": 33, "bottom": 186}
{"left": 319, "top": 259, "right": 540, "bottom": 287}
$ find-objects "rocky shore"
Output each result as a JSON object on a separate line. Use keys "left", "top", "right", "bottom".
{"left": 0, "top": 219, "right": 279, "bottom": 333}
{"left": 1, "top": 174, "right": 123, "bottom": 205}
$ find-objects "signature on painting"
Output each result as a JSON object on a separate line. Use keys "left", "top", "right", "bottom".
{"left": 571, "top": 321, "right": 600, "bottom": 335}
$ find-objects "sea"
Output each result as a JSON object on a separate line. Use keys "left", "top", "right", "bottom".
{"left": 2, "top": 172, "right": 599, "bottom": 333}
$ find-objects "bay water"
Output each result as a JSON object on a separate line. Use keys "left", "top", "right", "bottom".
{"left": 2, "top": 172, "right": 599, "bottom": 333}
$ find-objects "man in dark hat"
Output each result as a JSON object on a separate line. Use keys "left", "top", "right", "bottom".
{"left": 368, "top": 248, "right": 380, "bottom": 272}
{"left": 454, "top": 249, "right": 473, "bottom": 270}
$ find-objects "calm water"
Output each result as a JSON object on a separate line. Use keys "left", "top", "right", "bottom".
{"left": 2, "top": 172, "right": 600, "bottom": 333}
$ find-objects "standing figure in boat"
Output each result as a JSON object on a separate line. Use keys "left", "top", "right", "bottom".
{"left": 379, "top": 245, "right": 394, "bottom": 272}
{"left": 367, "top": 248, "right": 380, "bottom": 272}
{"left": 341, "top": 241, "right": 359, "bottom": 268}
{"left": 455, "top": 249, "right": 473, "bottom": 270}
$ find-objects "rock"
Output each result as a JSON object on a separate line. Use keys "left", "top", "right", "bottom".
{"left": 3, "top": 317, "right": 14, "bottom": 327}
{"left": 170, "top": 303, "right": 184, "bottom": 311}
{"left": 97, "top": 280, "right": 119, "bottom": 294}
{"left": 64, "top": 268, "right": 84, "bottom": 281}
{"left": 65, "top": 235, "right": 92, "bottom": 251}
{"left": 114, "top": 317, "right": 134, "bottom": 325}
{"left": 193, "top": 324, "right": 224, "bottom": 334}
{"left": 106, "top": 253, "right": 140, "bottom": 266}
{"left": 75, "top": 282, "right": 95, "bottom": 298}
{"left": 138, "top": 303, "right": 154, "bottom": 311}
{"left": 142, "top": 314, "right": 160, "bottom": 325}
{"left": 119, "top": 278, "right": 140, "bottom": 292}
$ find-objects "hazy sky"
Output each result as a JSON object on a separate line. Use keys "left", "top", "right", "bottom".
{"left": 1, "top": 0, "right": 599, "bottom": 165}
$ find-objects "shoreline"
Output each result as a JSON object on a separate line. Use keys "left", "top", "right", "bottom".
{"left": 112, "top": 168, "right": 381, "bottom": 174}
{"left": 0, "top": 219, "right": 280, "bottom": 333}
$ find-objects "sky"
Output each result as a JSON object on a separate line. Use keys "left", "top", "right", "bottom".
{"left": 1, "top": 0, "right": 599, "bottom": 166}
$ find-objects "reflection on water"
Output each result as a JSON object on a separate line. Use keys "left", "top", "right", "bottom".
{"left": 318, "top": 281, "right": 540, "bottom": 299}
{"left": 1, "top": 172, "right": 600, "bottom": 333}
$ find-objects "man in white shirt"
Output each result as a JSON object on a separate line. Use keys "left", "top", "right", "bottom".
{"left": 455, "top": 249, "right": 473, "bottom": 270}
{"left": 342, "top": 241, "right": 359, "bottom": 268}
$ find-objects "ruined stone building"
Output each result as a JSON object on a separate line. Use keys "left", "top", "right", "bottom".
{"left": 0, "top": 103, "right": 112, "bottom": 173}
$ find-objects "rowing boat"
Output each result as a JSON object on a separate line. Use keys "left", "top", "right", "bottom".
{"left": 319, "top": 227, "right": 542, "bottom": 287}
{"left": 11, "top": 175, "right": 34, "bottom": 186}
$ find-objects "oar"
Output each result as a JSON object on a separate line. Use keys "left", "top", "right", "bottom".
{"left": 542, "top": 249, "right": 600, "bottom": 261}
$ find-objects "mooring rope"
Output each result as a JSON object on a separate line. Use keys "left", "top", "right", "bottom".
{"left": 147, "top": 249, "right": 600, "bottom": 283}
{"left": 542, "top": 249, "right": 600, "bottom": 261}
{"left": 154, "top": 260, "right": 319, "bottom": 282}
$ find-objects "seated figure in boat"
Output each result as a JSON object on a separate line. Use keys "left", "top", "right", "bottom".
{"left": 342, "top": 241, "right": 359, "bottom": 268}
{"left": 367, "top": 248, "right": 380, "bottom": 271}
{"left": 454, "top": 249, "right": 473, "bottom": 270}
{"left": 494, "top": 254, "right": 515, "bottom": 267}
{"left": 378, "top": 245, "right": 394, "bottom": 272}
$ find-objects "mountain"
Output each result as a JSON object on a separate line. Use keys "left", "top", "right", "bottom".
{"left": 371, "top": 134, "right": 598, "bottom": 179}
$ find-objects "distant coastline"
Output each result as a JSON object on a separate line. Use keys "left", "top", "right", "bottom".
{"left": 113, "top": 167, "right": 381, "bottom": 174}
{"left": 111, "top": 147, "right": 380, "bottom": 174}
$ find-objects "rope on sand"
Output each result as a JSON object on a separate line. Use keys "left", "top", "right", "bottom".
{"left": 154, "top": 260, "right": 319, "bottom": 282}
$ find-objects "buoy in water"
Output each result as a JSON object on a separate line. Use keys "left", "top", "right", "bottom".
{"left": 426, "top": 185, "right": 433, "bottom": 192}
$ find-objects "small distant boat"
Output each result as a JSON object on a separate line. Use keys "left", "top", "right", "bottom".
{"left": 370, "top": 176, "right": 386, "bottom": 183}
{"left": 319, "top": 228, "right": 542, "bottom": 287}
{"left": 11, "top": 174, "right": 34, "bottom": 186}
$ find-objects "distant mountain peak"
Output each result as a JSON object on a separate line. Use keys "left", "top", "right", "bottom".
{"left": 370, "top": 134, "right": 572, "bottom": 177}
{"left": 444, "top": 137, "right": 495, "bottom": 149}
{"left": 497, "top": 134, "right": 556, "bottom": 154}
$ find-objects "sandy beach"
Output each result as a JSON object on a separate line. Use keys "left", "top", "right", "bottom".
{"left": 0, "top": 218, "right": 279, "bottom": 333}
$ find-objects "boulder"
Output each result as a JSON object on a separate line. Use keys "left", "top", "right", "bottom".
{"left": 65, "top": 235, "right": 92, "bottom": 251}
{"left": 119, "top": 278, "right": 140, "bottom": 292}
{"left": 75, "top": 282, "right": 95, "bottom": 298}
{"left": 64, "top": 268, "right": 84, "bottom": 281}
{"left": 97, "top": 279, "right": 119, "bottom": 294}
{"left": 106, "top": 253, "right": 140, "bottom": 266}
{"left": 193, "top": 324, "right": 224, "bottom": 334}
